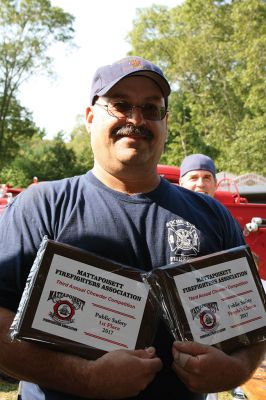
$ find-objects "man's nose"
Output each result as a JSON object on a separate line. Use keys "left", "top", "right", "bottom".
{"left": 196, "top": 178, "right": 204, "bottom": 186}
{"left": 126, "top": 106, "right": 145, "bottom": 125}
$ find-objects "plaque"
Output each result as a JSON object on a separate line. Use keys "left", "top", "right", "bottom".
{"left": 144, "top": 245, "right": 266, "bottom": 353}
{"left": 10, "top": 237, "right": 159, "bottom": 360}
{"left": 11, "top": 239, "right": 266, "bottom": 357}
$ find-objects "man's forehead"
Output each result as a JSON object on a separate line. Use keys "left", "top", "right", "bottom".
{"left": 186, "top": 170, "right": 215, "bottom": 178}
{"left": 101, "top": 93, "right": 164, "bottom": 103}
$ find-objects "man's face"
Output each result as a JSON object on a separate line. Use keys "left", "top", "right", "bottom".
{"left": 179, "top": 170, "right": 217, "bottom": 197}
{"left": 86, "top": 75, "right": 168, "bottom": 176}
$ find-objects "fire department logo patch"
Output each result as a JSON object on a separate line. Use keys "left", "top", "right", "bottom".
{"left": 167, "top": 219, "right": 200, "bottom": 257}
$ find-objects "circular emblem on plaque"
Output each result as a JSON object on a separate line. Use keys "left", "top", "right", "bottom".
{"left": 53, "top": 300, "right": 75, "bottom": 321}
{"left": 199, "top": 309, "right": 216, "bottom": 330}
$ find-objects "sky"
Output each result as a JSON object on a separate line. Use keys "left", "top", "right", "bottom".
{"left": 18, "top": 0, "right": 181, "bottom": 139}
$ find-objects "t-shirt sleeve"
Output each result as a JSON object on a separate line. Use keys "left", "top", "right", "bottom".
{"left": 211, "top": 197, "right": 246, "bottom": 249}
{"left": 0, "top": 187, "right": 51, "bottom": 311}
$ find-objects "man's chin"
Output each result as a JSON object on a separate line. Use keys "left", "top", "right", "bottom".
{"left": 116, "top": 153, "right": 153, "bottom": 169}
{"left": 115, "top": 147, "right": 147, "bottom": 162}
{"left": 119, "top": 156, "right": 147, "bottom": 166}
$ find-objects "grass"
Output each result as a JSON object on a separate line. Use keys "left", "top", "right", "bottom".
{"left": 0, "top": 378, "right": 233, "bottom": 400}
{"left": 0, "top": 379, "right": 19, "bottom": 400}
{"left": 219, "top": 392, "right": 233, "bottom": 400}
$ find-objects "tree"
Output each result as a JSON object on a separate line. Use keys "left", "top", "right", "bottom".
{"left": 0, "top": 0, "right": 75, "bottom": 156}
{"left": 11, "top": 132, "right": 79, "bottom": 184}
{"left": 0, "top": 95, "right": 43, "bottom": 167}
{"left": 67, "top": 115, "right": 94, "bottom": 175}
{"left": 0, "top": 115, "right": 93, "bottom": 187}
{"left": 0, "top": 164, "right": 29, "bottom": 187}
{"left": 128, "top": 0, "right": 266, "bottom": 174}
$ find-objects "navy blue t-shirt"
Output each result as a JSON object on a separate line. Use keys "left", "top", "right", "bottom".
{"left": 0, "top": 171, "right": 245, "bottom": 400}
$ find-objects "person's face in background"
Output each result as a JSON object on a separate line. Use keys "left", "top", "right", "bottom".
{"left": 179, "top": 170, "right": 217, "bottom": 197}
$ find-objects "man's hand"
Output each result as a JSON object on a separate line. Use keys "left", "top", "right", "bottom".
{"left": 172, "top": 341, "right": 265, "bottom": 393}
{"left": 0, "top": 306, "right": 162, "bottom": 399}
{"left": 88, "top": 347, "right": 162, "bottom": 398}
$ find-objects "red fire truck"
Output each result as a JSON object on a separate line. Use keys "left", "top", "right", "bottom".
{"left": 0, "top": 185, "right": 23, "bottom": 215}
{"left": 1, "top": 169, "right": 265, "bottom": 280}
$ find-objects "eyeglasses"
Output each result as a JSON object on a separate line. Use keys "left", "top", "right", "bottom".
{"left": 95, "top": 101, "right": 167, "bottom": 121}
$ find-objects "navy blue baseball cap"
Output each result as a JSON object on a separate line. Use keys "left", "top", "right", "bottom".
{"left": 180, "top": 154, "right": 216, "bottom": 177}
{"left": 89, "top": 56, "right": 171, "bottom": 106}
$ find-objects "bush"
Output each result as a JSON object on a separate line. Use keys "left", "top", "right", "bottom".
{"left": 0, "top": 166, "right": 30, "bottom": 188}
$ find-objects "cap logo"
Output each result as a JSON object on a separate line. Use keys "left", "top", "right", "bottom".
{"left": 130, "top": 59, "right": 142, "bottom": 68}
{"left": 116, "top": 58, "right": 146, "bottom": 73}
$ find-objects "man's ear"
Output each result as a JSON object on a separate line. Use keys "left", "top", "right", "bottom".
{"left": 85, "top": 106, "right": 93, "bottom": 132}
{"left": 165, "top": 111, "right": 169, "bottom": 142}
{"left": 86, "top": 106, "right": 94, "bottom": 122}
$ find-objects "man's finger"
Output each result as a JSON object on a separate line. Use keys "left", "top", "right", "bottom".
{"left": 128, "top": 346, "right": 156, "bottom": 359}
{"left": 174, "top": 351, "right": 190, "bottom": 368}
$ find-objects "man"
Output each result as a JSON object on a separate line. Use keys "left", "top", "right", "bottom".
{"left": 0, "top": 56, "right": 265, "bottom": 400}
{"left": 179, "top": 153, "right": 217, "bottom": 197}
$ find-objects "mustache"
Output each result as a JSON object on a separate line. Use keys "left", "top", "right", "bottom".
{"left": 111, "top": 125, "right": 153, "bottom": 140}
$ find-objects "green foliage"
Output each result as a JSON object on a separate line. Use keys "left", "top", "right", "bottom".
{"left": 161, "top": 91, "right": 220, "bottom": 167}
{"left": 67, "top": 115, "right": 94, "bottom": 175}
{"left": 0, "top": 165, "right": 29, "bottom": 187}
{"left": 13, "top": 133, "right": 78, "bottom": 183}
{"left": 0, "top": 0, "right": 75, "bottom": 156}
{"left": 1, "top": 0, "right": 265, "bottom": 184}
{"left": 0, "top": 96, "right": 43, "bottom": 168}
{"left": 128, "top": 0, "right": 266, "bottom": 175}
{"left": 0, "top": 133, "right": 79, "bottom": 187}
{"left": 0, "top": 116, "right": 93, "bottom": 187}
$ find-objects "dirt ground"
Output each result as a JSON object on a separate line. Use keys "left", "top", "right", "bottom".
{"left": 241, "top": 357, "right": 266, "bottom": 400}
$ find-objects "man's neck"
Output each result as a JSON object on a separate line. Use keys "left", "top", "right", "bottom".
{"left": 91, "top": 165, "right": 160, "bottom": 195}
